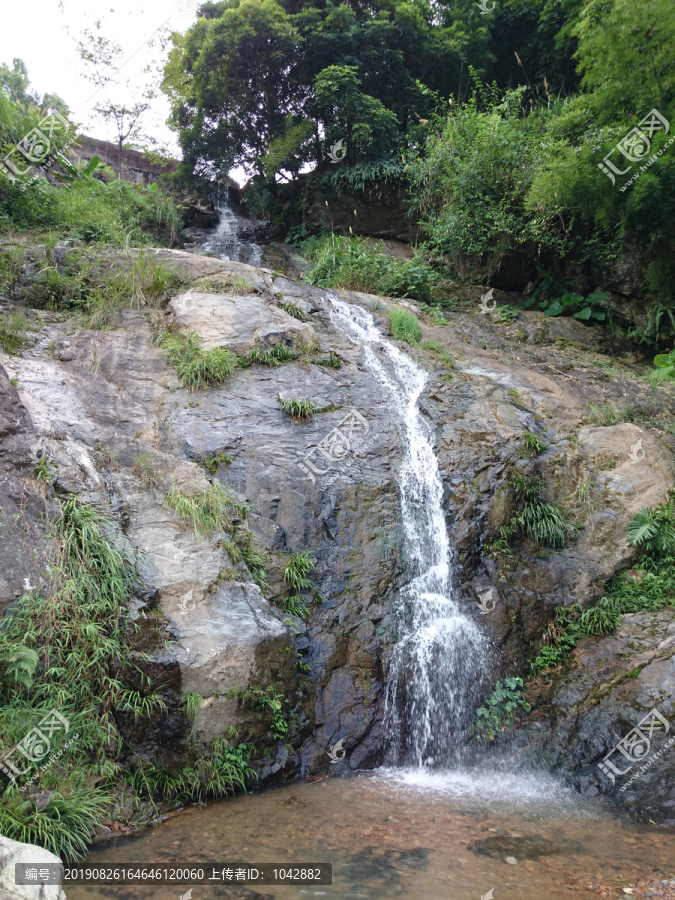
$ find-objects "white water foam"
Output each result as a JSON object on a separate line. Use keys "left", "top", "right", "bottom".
{"left": 202, "top": 203, "right": 263, "bottom": 266}
{"left": 326, "top": 291, "right": 491, "bottom": 767}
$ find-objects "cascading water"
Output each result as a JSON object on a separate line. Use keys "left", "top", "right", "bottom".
{"left": 327, "top": 291, "right": 490, "bottom": 768}
{"left": 202, "top": 202, "right": 263, "bottom": 267}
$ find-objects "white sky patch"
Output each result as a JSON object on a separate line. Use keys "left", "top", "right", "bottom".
{"left": 0, "top": 0, "right": 196, "bottom": 158}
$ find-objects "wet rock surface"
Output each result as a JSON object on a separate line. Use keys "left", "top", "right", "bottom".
{"left": 1, "top": 247, "right": 674, "bottom": 819}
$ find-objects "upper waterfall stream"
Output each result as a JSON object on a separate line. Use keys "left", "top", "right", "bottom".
{"left": 326, "top": 291, "right": 490, "bottom": 767}
{"left": 201, "top": 201, "right": 263, "bottom": 266}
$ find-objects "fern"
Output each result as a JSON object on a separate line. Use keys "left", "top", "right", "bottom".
{"left": 0, "top": 644, "right": 39, "bottom": 689}
{"left": 627, "top": 502, "right": 675, "bottom": 556}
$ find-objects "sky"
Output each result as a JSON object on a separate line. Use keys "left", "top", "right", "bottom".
{"left": 0, "top": 0, "right": 198, "bottom": 159}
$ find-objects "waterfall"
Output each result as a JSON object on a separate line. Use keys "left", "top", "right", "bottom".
{"left": 202, "top": 203, "right": 263, "bottom": 267}
{"left": 327, "top": 291, "right": 490, "bottom": 768}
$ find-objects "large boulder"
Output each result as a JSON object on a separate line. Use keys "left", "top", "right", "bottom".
{"left": 0, "top": 835, "right": 67, "bottom": 900}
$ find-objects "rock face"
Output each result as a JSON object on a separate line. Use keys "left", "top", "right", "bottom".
{"left": 517, "top": 609, "right": 675, "bottom": 824}
{"left": 1, "top": 246, "right": 674, "bottom": 820}
{"left": 0, "top": 835, "right": 67, "bottom": 900}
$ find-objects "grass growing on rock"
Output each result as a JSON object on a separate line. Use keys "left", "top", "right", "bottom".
{"left": 238, "top": 345, "right": 297, "bottom": 367}
{"left": 497, "top": 474, "right": 572, "bottom": 550}
{"left": 0, "top": 309, "right": 30, "bottom": 355}
{"left": 389, "top": 308, "right": 422, "bottom": 345}
{"left": 278, "top": 397, "right": 317, "bottom": 421}
{"left": 278, "top": 301, "right": 308, "bottom": 321}
{"left": 163, "top": 482, "right": 249, "bottom": 535}
{"left": 0, "top": 498, "right": 263, "bottom": 859}
{"left": 150, "top": 325, "right": 236, "bottom": 391}
{"left": 529, "top": 500, "right": 675, "bottom": 676}
{"left": 0, "top": 499, "right": 141, "bottom": 858}
{"left": 281, "top": 551, "right": 316, "bottom": 620}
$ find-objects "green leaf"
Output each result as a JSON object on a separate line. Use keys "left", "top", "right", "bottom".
{"left": 544, "top": 300, "right": 565, "bottom": 317}
{"left": 573, "top": 307, "right": 593, "bottom": 320}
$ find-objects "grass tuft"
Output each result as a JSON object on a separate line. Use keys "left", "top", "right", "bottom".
{"left": 389, "top": 308, "right": 422, "bottom": 345}
{"left": 278, "top": 397, "right": 317, "bottom": 421}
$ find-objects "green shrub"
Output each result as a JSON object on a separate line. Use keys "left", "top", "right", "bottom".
{"left": 651, "top": 349, "right": 675, "bottom": 384}
{"left": 0, "top": 310, "right": 29, "bottom": 354}
{"left": 201, "top": 451, "right": 233, "bottom": 474}
{"left": 389, "top": 308, "right": 422, "bottom": 345}
{"left": 410, "top": 87, "right": 567, "bottom": 271}
{"left": 472, "top": 677, "right": 531, "bottom": 741}
{"left": 304, "top": 233, "right": 442, "bottom": 303}
{"left": 0, "top": 499, "right": 141, "bottom": 857}
{"left": 529, "top": 500, "right": 675, "bottom": 676}
{"left": 0, "top": 177, "right": 182, "bottom": 246}
{"left": 281, "top": 551, "right": 315, "bottom": 620}
{"left": 283, "top": 551, "right": 315, "bottom": 591}
{"left": 234, "top": 685, "right": 290, "bottom": 740}
{"left": 129, "top": 740, "right": 256, "bottom": 806}
{"left": 312, "top": 350, "right": 342, "bottom": 369}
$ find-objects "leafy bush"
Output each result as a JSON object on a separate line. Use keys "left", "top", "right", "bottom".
{"left": 473, "top": 677, "right": 531, "bottom": 741}
{"left": 304, "top": 233, "right": 442, "bottom": 303}
{"left": 0, "top": 499, "right": 141, "bottom": 857}
{"left": 389, "top": 308, "right": 421, "bottom": 345}
{"left": 234, "top": 685, "right": 290, "bottom": 741}
{"left": 278, "top": 301, "right": 308, "bottom": 321}
{"left": 1, "top": 177, "right": 182, "bottom": 246}
{"left": 410, "top": 86, "right": 567, "bottom": 270}
{"left": 0, "top": 310, "right": 29, "bottom": 354}
{"left": 283, "top": 551, "right": 316, "bottom": 592}
{"left": 651, "top": 349, "right": 675, "bottom": 384}
{"left": 129, "top": 739, "right": 256, "bottom": 806}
